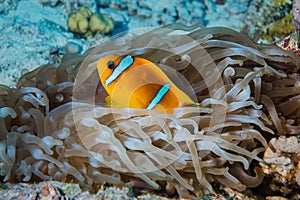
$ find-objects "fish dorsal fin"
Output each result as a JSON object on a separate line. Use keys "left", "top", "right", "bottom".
{"left": 158, "top": 63, "right": 197, "bottom": 102}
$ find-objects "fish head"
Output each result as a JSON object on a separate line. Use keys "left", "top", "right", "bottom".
{"left": 96, "top": 54, "right": 120, "bottom": 94}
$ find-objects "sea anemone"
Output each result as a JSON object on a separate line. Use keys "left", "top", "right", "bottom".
{"left": 1, "top": 23, "right": 300, "bottom": 198}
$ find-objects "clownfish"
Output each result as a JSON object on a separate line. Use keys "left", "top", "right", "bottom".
{"left": 97, "top": 55, "right": 196, "bottom": 114}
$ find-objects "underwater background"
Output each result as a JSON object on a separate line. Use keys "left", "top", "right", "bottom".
{"left": 1, "top": 0, "right": 300, "bottom": 199}
{"left": 0, "top": 0, "right": 294, "bottom": 87}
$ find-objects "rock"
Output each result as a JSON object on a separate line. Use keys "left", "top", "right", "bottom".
{"left": 63, "top": 41, "right": 83, "bottom": 54}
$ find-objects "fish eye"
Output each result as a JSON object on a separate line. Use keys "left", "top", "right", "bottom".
{"left": 107, "top": 61, "right": 115, "bottom": 69}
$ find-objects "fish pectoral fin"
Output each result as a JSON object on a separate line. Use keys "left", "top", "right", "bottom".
{"left": 105, "top": 95, "right": 112, "bottom": 107}
{"left": 105, "top": 95, "right": 123, "bottom": 108}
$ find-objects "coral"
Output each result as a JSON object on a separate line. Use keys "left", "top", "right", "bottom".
{"left": 261, "top": 11, "right": 296, "bottom": 41}
{"left": 243, "top": 0, "right": 292, "bottom": 41}
{"left": 293, "top": 0, "right": 300, "bottom": 30}
{"left": 261, "top": 136, "right": 300, "bottom": 198}
{"left": 1, "top": 24, "right": 300, "bottom": 198}
{"left": 276, "top": 31, "right": 300, "bottom": 55}
{"left": 89, "top": 13, "right": 114, "bottom": 35}
{"left": 214, "top": 0, "right": 226, "bottom": 5}
{"left": 38, "top": 0, "right": 60, "bottom": 7}
{"left": 272, "top": 0, "right": 292, "bottom": 8}
{"left": 67, "top": 6, "right": 114, "bottom": 38}
{"left": 0, "top": 0, "right": 18, "bottom": 14}
{"left": 67, "top": 7, "right": 92, "bottom": 34}
{"left": 97, "top": 0, "right": 207, "bottom": 28}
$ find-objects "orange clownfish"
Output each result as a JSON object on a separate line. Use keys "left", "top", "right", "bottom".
{"left": 97, "top": 55, "right": 196, "bottom": 114}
